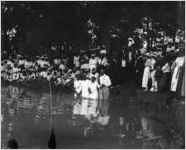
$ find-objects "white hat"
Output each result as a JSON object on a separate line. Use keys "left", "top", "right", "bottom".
{"left": 100, "top": 50, "right": 107, "bottom": 54}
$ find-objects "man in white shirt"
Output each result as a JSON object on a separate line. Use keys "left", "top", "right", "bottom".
{"left": 99, "top": 69, "right": 111, "bottom": 100}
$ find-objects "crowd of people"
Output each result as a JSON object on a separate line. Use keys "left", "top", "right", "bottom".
{"left": 133, "top": 42, "right": 185, "bottom": 101}
{"left": 1, "top": 49, "right": 111, "bottom": 90}
{"left": 1, "top": 37, "right": 185, "bottom": 102}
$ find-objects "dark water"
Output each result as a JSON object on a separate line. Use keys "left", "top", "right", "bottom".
{"left": 1, "top": 83, "right": 184, "bottom": 149}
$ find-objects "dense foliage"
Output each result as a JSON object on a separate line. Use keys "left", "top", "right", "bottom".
{"left": 1, "top": 1, "right": 185, "bottom": 56}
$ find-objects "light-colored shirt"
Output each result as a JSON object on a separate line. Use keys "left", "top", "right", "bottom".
{"left": 89, "top": 81, "right": 99, "bottom": 99}
{"left": 122, "top": 59, "right": 126, "bottom": 68}
{"left": 89, "top": 58, "right": 98, "bottom": 70}
{"left": 74, "top": 80, "right": 82, "bottom": 94}
{"left": 81, "top": 63, "right": 89, "bottom": 69}
{"left": 74, "top": 56, "right": 80, "bottom": 67}
{"left": 98, "top": 57, "right": 109, "bottom": 66}
{"left": 59, "top": 64, "right": 66, "bottom": 70}
{"left": 162, "top": 63, "right": 170, "bottom": 73}
{"left": 150, "top": 58, "right": 156, "bottom": 70}
{"left": 81, "top": 79, "right": 91, "bottom": 98}
{"left": 99, "top": 74, "right": 111, "bottom": 87}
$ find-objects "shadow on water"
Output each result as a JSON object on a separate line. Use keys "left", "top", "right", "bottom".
{"left": 1, "top": 83, "right": 184, "bottom": 149}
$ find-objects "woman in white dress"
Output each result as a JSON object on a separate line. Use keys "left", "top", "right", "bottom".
{"left": 88, "top": 77, "right": 99, "bottom": 100}
{"left": 150, "top": 55, "right": 157, "bottom": 92}
{"left": 170, "top": 52, "right": 185, "bottom": 92}
{"left": 87, "top": 77, "right": 99, "bottom": 116}
{"left": 142, "top": 53, "right": 151, "bottom": 91}
{"left": 80, "top": 75, "right": 90, "bottom": 115}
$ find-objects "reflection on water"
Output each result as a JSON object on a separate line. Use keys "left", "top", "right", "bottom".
{"left": 1, "top": 84, "right": 184, "bottom": 148}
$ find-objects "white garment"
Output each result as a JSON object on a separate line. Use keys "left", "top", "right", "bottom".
{"left": 7, "top": 60, "right": 14, "bottom": 67}
{"left": 37, "top": 60, "right": 45, "bottom": 68}
{"left": 18, "top": 60, "right": 25, "bottom": 66}
{"left": 170, "top": 57, "right": 185, "bottom": 92}
{"left": 89, "top": 81, "right": 99, "bottom": 99}
{"left": 89, "top": 58, "right": 98, "bottom": 70}
{"left": 142, "top": 66, "right": 150, "bottom": 88}
{"left": 151, "top": 70, "right": 156, "bottom": 87}
{"left": 89, "top": 72, "right": 99, "bottom": 80}
{"left": 74, "top": 80, "right": 82, "bottom": 94}
{"left": 97, "top": 115, "right": 110, "bottom": 126}
{"left": 150, "top": 58, "right": 156, "bottom": 70}
{"left": 40, "top": 71, "right": 47, "bottom": 78}
{"left": 73, "top": 102, "right": 81, "bottom": 115}
{"left": 81, "top": 80, "right": 90, "bottom": 98}
{"left": 99, "top": 74, "right": 111, "bottom": 87}
{"left": 87, "top": 99, "right": 98, "bottom": 117}
{"left": 25, "top": 61, "right": 33, "bottom": 68}
{"left": 59, "top": 64, "right": 66, "bottom": 70}
{"left": 81, "top": 99, "right": 89, "bottom": 115}
{"left": 128, "top": 51, "right": 132, "bottom": 62}
{"left": 122, "top": 59, "right": 126, "bottom": 68}
{"left": 12, "top": 67, "right": 20, "bottom": 73}
{"left": 81, "top": 63, "right": 89, "bottom": 70}
{"left": 98, "top": 57, "right": 109, "bottom": 66}
{"left": 162, "top": 63, "right": 170, "bottom": 73}
{"left": 13, "top": 73, "right": 19, "bottom": 80}
{"left": 74, "top": 56, "right": 80, "bottom": 67}
{"left": 53, "top": 59, "right": 61, "bottom": 65}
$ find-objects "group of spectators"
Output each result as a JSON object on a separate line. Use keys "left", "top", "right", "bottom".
{"left": 1, "top": 50, "right": 110, "bottom": 88}
{"left": 1, "top": 36, "right": 185, "bottom": 101}
{"left": 133, "top": 42, "right": 185, "bottom": 100}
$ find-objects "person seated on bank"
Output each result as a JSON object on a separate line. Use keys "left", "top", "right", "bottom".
{"left": 98, "top": 69, "right": 112, "bottom": 100}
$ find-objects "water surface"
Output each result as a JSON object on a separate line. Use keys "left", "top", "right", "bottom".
{"left": 1, "top": 83, "right": 183, "bottom": 148}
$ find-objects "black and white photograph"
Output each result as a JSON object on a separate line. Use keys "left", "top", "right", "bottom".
{"left": 1, "top": 1, "right": 185, "bottom": 149}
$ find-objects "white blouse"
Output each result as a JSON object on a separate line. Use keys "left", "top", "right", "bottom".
{"left": 99, "top": 74, "right": 111, "bottom": 87}
{"left": 89, "top": 81, "right": 99, "bottom": 99}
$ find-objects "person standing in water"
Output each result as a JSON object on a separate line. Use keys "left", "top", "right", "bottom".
{"left": 88, "top": 76, "right": 99, "bottom": 116}
{"left": 74, "top": 74, "right": 82, "bottom": 102}
{"left": 98, "top": 69, "right": 112, "bottom": 101}
{"left": 80, "top": 74, "right": 91, "bottom": 115}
